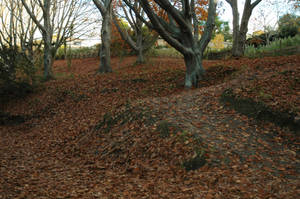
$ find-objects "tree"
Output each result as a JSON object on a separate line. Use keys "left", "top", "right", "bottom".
{"left": 124, "top": 0, "right": 217, "bottom": 88}
{"left": 110, "top": 19, "right": 132, "bottom": 57}
{"left": 211, "top": 33, "right": 224, "bottom": 49}
{"left": 0, "top": 0, "right": 39, "bottom": 60}
{"left": 0, "top": 0, "right": 38, "bottom": 83}
{"left": 225, "top": 0, "right": 262, "bottom": 57}
{"left": 289, "top": 0, "right": 300, "bottom": 9}
{"left": 21, "top": 0, "right": 91, "bottom": 80}
{"left": 214, "top": 16, "right": 231, "bottom": 41}
{"left": 278, "top": 13, "right": 300, "bottom": 38}
{"left": 113, "top": 0, "right": 158, "bottom": 64}
{"left": 251, "top": 0, "right": 293, "bottom": 45}
{"left": 93, "top": 0, "right": 113, "bottom": 73}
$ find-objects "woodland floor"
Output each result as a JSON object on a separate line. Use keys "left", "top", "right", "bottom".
{"left": 0, "top": 55, "right": 299, "bottom": 198}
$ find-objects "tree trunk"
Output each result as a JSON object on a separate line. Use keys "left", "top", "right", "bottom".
{"left": 237, "top": 5, "right": 253, "bottom": 57}
{"left": 230, "top": 0, "right": 241, "bottom": 57}
{"left": 64, "top": 40, "right": 67, "bottom": 60}
{"left": 184, "top": 52, "right": 205, "bottom": 88}
{"left": 228, "top": 0, "right": 261, "bottom": 57}
{"left": 137, "top": 48, "right": 144, "bottom": 64}
{"left": 136, "top": 32, "right": 144, "bottom": 64}
{"left": 43, "top": 34, "right": 54, "bottom": 80}
{"left": 99, "top": 11, "right": 112, "bottom": 73}
{"left": 234, "top": 29, "right": 247, "bottom": 57}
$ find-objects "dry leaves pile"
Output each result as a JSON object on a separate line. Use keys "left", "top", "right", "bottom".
{"left": 0, "top": 55, "right": 299, "bottom": 198}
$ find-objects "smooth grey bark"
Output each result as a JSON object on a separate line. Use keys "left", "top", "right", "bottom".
{"left": 136, "top": 33, "right": 144, "bottom": 63}
{"left": 124, "top": 0, "right": 217, "bottom": 88}
{"left": 93, "top": 0, "right": 113, "bottom": 73}
{"left": 42, "top": 0, "right": 53, "bottom": 79}
{"left": 226, "top": 0, "right": 262, "bottom": 57}
{"left": 21, "top": 0, "right": 54, "bottom": 79}
{"left": 113, "top": 1, "right": 158, "bottom": 64}
{"left": 100, "top": 10, "right": 112, "bottom": 72}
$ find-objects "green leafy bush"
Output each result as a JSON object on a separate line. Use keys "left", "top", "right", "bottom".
{"left": 278, "top": 14, "right": 300, "bottom": 38}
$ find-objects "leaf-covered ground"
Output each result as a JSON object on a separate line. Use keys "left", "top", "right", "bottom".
{"left": 0, "top": 55, "right": 299, "bottom": 198}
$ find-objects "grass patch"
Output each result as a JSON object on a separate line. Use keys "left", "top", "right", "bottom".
{"left": 54, "top": 72, "right": 74, "bottom": 79}
{"left": 245, "top": 35, "right": 300, "bottom": 58}
{"left": 56, "top": 46, "right": 98, "bottom": 60}
{"left": 204, "top": 47, "right": 232, "bottom": 60}
{"left": 151, "top": 47, "right": 183, "bottom": 58}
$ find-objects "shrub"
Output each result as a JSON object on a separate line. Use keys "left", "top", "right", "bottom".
{"left": 0, "top": 46, "right": 36, "bottom": 104}
{"left": 245, "top": 34, "right": 300, "bottom": 58}
{"left": 278, "top": 14, "right": 300, "bottom": 38}
{"left": 110, "top": 21, "right": 131, "bottom": 57}
{"left": 204, "top": 47, "right": 232, "bottom": 60}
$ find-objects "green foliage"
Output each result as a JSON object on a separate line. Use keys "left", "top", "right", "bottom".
{"left": 111, "top": 20, "right": 132, "bottom": 57}
{"left": 203, "top": 47, "right": 232, "bottom": 60}
{"left": 54, "top": 72, "right": 74, "bottom": 79}
{"left": 55, "top": 47, "right": 66, "bottom": 60}
{"left": 112, "top": 19, "right": 157, "bottom": 58}
{"left": 213, "top": 16, "right": 231, "bottom": 41}
{"left": 150, "top": 47, "right": 183, "bottom": 58}
{"left": 55, "top": 46, "right": 98, "bottom": 60}
{"left": 244, "top": 45, "right": 258, "bottom": 58}
{"left": 245, "top": 34, "right": 300, "bottom": 58}
{"left": 278, "top": 13, "right": 300, "bottom": 38}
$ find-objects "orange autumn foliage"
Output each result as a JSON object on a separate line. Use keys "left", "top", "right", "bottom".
{"left": 111, "top": 19, "right": 131, "bottom": 57}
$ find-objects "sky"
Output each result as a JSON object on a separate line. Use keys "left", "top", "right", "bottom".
{"left": 1, "top": 0, "right": 298, "bottom": 47}
{"left": 219, "top": 0, "right": 299, "bottom": 34}
{"left": 37, "top": 0, "right": 300, "bottom": 46}
{"left": 83, "top": 0, "right": 299, "bottom": 46}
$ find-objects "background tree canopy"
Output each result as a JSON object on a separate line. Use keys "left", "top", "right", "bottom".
{"left": 278, "top": 13, "right": 300, "bottom": 38}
